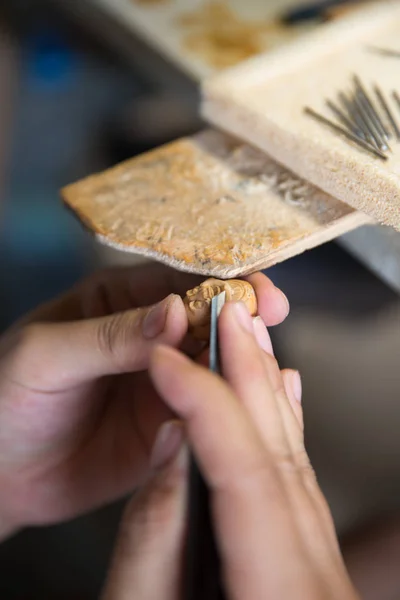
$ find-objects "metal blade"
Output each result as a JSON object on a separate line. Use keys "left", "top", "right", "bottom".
{"left": 209, "top": 292, "right": 226, "bottom": 374}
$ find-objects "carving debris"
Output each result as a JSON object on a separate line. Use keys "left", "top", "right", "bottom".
{"left": 62, "top": 129, "right": 369, "bottom": 278}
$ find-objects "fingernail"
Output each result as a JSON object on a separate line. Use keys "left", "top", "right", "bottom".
{"left": 289, "top": 371, "right": 302, "bottom": 404}
{"left": 167, "top": 443, "right": 189, "bottom": 475}
{"left": 231, "top": 302, "right": 254, "bottom": 334}
{"left": 253, "top": 317, "right": 274, "bottom": 355}
{"left": 142, "top": 295, "right": 177, "bottom": 340}
{"left": 277, "top": 288, "right": 290, "bottom": 316}
{"left": 150, "top": 421, "right": 184, "bottom": 471}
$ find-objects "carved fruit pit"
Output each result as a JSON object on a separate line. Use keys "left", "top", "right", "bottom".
{"left": 183, "top": 278, "right": 257, "bottom": 340}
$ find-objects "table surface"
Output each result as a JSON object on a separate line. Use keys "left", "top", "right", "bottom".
{"left": 60, "top": 0, "right": 400, "bottom": 294}
{"left": 84, "top": 0, "right": 309, "bottom": 79}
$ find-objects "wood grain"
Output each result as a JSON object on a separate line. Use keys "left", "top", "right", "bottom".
{"left": 202, "top": 2, "right": 400, "bottom": 231}
{"left": 62, "top": 129, "right": 369, "bottom": 278}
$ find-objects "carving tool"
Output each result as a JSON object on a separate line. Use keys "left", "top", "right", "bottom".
{"left": 374, "top": 85, "right": 400, "bottom": 141}
{"left": 305, "top": 76, "right": 400, "bottom": 159}
{"left": 304, "top": 107, "right": 388, "bottom": 159}
{"left": 353, "top": 75, "right": 391, "bottom": 141}
{"left": 326, "top": 98, "right": 365, "bottom": 140}
{"left": 393, "top": 91, "right": 400, "bottom": 118}
{"left": 368, "top": 46, "right": 400, "bottom": 59}
{"left": 185, "top": 292, "right": 227, "bottom": 600}
{"left": 351, "top": 93, "right": 386, "bottom": 151}
{"left": 280, "top": 0, "right": 357, "bottom": 24}
{"left": 338, "top": 91, "right": 375, "bottom": 147}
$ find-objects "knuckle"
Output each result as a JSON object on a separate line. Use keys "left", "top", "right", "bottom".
{"left": 7, "top": 323, "right": 50, "bottom": 387}
{"left": 95, "top": 311, "right": 143, "bottom": 370}
{"left": 228, "top": 457, "right": 286, "bottom": 503}
{"left": 278, "top": 448, "right": 317, "bottom": 484}
{"left": 96, "top": 313, "right": 127, "bottom": 362}
{"left": 275, "top": 450, "right": 298, "bottom": 474}
{"left": 296, "top": 451, "right": 317, "bottom": 482}
{"left": 242, "top": 350, "right": 277, "bottom": 382}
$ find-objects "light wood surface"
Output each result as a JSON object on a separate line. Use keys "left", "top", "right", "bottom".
{"left": 203, "top": 2, "right": 400, "bottom": 230}
{"left": 84, "top": 0, "right": 312, "bottom": 79}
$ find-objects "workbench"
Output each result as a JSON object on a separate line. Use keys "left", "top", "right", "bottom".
{"left": 53, "top": 0, "right": 400, "bottom": 293}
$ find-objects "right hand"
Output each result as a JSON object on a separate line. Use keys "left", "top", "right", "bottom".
{"left": 102, "top": 301, "right": 359, "bottom": 600}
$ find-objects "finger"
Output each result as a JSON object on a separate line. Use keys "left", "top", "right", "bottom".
{"left": 12, "top": 295, "right": 188, "bottom": 391}
{"left": 245, "top": 272, "right": 289, "bottom": 326}
{"left": 151, "top": 347, "right": 344, "bottom": 591}
{"left": 101, "top": 434, "right": 187, "bottom": 600}
{"left": 83, "top": 267, "right": 289, "bottom": 325}
{"left": 249, "top": 315, "right": 305, "bottom": 455}
{"left": 150, "top": 345, "right": 272, "bottom": 490}
{"left": 252, "top": 316, "right": 274, "bottom": 355}
{"left": 248, "top": 318, "right": 313, "bottom": 493}
{"left": 86, "top": 264, "right": 203, "bottom": 313}
{"left": 149, "top": 346, "right": 310, "bottom": 597}
{"left": 249, "top": 330, "right": 343, "bottom": 568}
{"left": 219, "top": 308, "right": 339, "bottom": 567}
{"left": 282, "top": 369, "right": 303, "bottom": 428}
{"left": 219, "top": 303, "right": 290, "bottom": 456}
{"left": 220, "top": 306, "right": 310, "bottom": 513}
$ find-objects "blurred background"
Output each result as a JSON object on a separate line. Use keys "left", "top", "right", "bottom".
{"left": 0, "top": 0, "right": 400, "bottom": 598}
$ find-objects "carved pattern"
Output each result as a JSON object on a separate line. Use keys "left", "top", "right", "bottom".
{"left": 184, "top": 278, "right": 257, "bottom": 340}
{"left": 62, "top": 130, "right": 363, "bottom": 279}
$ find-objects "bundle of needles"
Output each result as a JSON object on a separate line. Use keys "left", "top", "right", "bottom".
{"left": 305, "top": 75, "right": 400, "bottom": 160}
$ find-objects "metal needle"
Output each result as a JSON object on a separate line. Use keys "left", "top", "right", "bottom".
{"left": 338, "top": 92, "right": 376, "bottom": 147}
{"left": 374, "top": 85, "right": 400, "bottom": 141}
{"left": 304, "top": 107, "right": 388, "bottom": 160}
{"left": 392, "top": 91, "right": 400, "bottom": 122}
{"left": 352, "top": 93, "right": 388, "bottom": 151}
{"left": 209, "top": 292, "right": 226, "bottom": 374}
{"left": 353, "top": 75, "right": 391, "bottom": 141}
{"left": 326, "top": 99, "right": 366, "bottom": 140}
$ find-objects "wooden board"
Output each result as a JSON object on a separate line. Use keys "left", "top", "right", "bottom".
{"left": 62, "top": 130, "right": 370, "bottom": 278}
{"left": 202, "top": 1, "right": 400, "bottom": 231}
{"left": 84, "top": 0, "right": 315, "bottom": 79}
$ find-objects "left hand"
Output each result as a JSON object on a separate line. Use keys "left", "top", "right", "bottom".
{"left": 0, "top": 263, "right": 289, "bottom": 538}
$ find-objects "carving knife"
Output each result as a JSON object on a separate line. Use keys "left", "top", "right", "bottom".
{"left": 185, "top": 292, "right": 226, "bottom": 600}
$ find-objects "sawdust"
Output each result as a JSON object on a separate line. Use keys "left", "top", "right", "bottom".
{"left": 178, "top": 1, "right": 295, "bottom": 70}
{"left": 62, "top": 130, "right": 366, "bottom": 277}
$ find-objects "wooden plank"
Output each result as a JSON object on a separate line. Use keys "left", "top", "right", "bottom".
{"left": 62, "top": 129, "right": 370, "bottom": 278}
{"left": 83, "top": 0, "right": 314, "bottom": 79}
{"left": 202, "top": 2, "right": 400, "bottom": 231}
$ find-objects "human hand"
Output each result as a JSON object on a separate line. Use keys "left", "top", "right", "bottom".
{"left": 0, "top": 263, "right": 289, "bottom": 539}
{"left": 102, "top": 301, "right": 359, "bottom": 600}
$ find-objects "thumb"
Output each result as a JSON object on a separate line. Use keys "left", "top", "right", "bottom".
{"left": 101, "top": 421, "right": 187, "bottom": 600}
{"left": 14, "top": 294, "right": 188, "bottom": 390}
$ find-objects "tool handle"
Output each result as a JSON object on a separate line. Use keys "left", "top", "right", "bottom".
{"left": 184, "top": 455, "right": 226, "bottom": 600}
{"left": 281, "top": 0, "right": 351, "bottom": 23}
